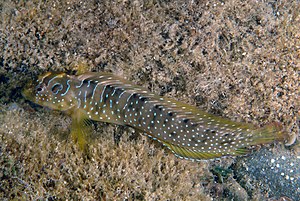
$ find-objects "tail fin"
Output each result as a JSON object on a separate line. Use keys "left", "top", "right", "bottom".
{"left": 250, "top": 122, "right": 286, "bottom": 145}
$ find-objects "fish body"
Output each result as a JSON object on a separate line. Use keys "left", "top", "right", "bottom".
{"left": 22, "top": 72, "right": 284, "bottom": 160}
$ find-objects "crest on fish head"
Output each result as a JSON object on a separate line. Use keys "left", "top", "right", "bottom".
{"left": 22, "top": 72, "right": 76, "bottom": 111}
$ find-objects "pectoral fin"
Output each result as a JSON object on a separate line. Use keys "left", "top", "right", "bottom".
{"left": 71, "top": 109, "right": 93, "bottom": 150}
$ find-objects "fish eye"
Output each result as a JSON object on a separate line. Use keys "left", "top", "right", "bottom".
{"left": 36, "top": 84, "right": 45, "bottom": 93}
{"left": 51, "top": 83, "right": 63, "bottom": 94}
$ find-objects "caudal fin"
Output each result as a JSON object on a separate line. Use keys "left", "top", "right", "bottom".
{"left": 250, "top": 122, "right": 286, "bottom": 145}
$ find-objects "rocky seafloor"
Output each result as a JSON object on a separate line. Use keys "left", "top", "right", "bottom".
{"left": 0, "top": 0, "right": 299, "bottom": 200}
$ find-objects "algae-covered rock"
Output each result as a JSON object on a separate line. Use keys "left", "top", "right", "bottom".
{"left": 234, "top": 147, "right": 300, "bottom": 200}
{"left": 0, "top": 0, "right": 299, "bottom": 200}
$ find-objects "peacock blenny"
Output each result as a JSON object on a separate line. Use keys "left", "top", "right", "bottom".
{"left": 22, "top": 72, "right": 285, "bottom": 161}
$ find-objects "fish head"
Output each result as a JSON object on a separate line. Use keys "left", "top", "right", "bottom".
{"left": 22, "top": 72, "right": 76, "bottom": 111}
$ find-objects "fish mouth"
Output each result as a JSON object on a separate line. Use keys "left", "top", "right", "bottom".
{"left": 22, "top": 88, "right": 33, "bottom": 102}
{"left": 21, "top": 81, "right": 36, "bottom": 102}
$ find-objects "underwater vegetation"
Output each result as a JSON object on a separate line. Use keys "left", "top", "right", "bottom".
{"left": 0, "top": 106, "right": 211, "bottom": 200}
{"left": 0, "top": 0, "right": 299, "bottom": 200}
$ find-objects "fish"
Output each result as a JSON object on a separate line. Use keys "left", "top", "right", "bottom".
{"left": 22, "top": 72, "right": 285, "bottom": 161}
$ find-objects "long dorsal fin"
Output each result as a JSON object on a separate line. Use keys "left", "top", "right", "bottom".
{"left": 76, "top": 72, "right": 252, "bottom": 129}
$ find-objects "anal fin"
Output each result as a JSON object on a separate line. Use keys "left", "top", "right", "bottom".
{"left": 163, "top": 141, "right": 249, "bottom": 160}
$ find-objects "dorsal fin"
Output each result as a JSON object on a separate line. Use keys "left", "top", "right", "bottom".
{"left": 75, "top": 72, "right": 253, "bottom": 130}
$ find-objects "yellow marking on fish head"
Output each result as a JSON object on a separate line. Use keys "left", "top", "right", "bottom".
{"left": 22, "top": 72, "right": 76, "bottom": 112}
